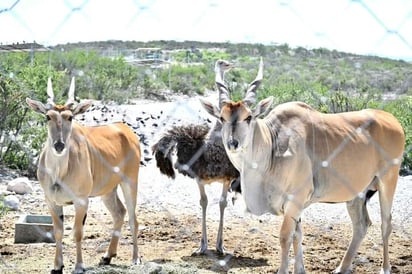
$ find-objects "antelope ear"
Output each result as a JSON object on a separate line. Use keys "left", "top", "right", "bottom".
{"left": 253, "top": 96, "right": 273, "bottom": 117}
{"left": 199, "top": 98, "right": 220, "bottom": 119}
{"left": 72, "top": 100, "right": 92, "bottom": 115}
{"left": 26, "top": 98, "right": 48, "bottom": 114}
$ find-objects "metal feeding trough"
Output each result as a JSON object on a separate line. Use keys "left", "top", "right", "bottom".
{"left": 15, "top": 214, "right": 55, "bottom": 244}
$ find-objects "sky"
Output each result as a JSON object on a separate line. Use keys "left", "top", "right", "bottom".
{"left": 1, "top": 0, "right": 412, "bottom": 61}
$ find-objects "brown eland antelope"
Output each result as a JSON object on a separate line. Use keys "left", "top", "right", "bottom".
{"left": 200, "top": 59, "right": 405, "bottom": 274}
{"left": 26, "top": 77, "right": 141, "bottom": 274}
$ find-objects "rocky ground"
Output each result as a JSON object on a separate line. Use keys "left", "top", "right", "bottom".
{"left": 1, "top": 96, "right": 412, "bottom": 273}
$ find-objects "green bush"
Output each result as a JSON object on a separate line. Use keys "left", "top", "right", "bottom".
{"left": 159, "top": 64, "right": 212, "bottom": 95}
{"left": 0, "top": 56, "right": 53, "bottom": 174}
{"left": 383, "top": 97, "right": 412, "bottom": 174}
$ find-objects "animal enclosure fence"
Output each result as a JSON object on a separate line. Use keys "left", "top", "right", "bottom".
{"left": 1, "top": 0, "right": 412, "bottom": 273}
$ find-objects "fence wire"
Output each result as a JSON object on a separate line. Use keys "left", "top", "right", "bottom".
{"left": 1, "top": 1, "right": 412, "bottom": 274}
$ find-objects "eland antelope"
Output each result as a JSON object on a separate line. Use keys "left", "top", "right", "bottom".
{"left": 200, "top": 59, "right": 405, "bottom": 274}
{"left": 26, "top": 77, "right": 141, "bottom": 274}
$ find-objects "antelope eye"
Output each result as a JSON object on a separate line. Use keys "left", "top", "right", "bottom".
{"left": 245, "top": 115, "right": 252, "bottom": 123}
{"left": 46, "top": 115, "right": 51, "bottom": 121}
{"left": 67, "top": 116, "right": 73, "bottom": 122}
{"left": 220, "top": 117, "right": 225, "bottom": 123}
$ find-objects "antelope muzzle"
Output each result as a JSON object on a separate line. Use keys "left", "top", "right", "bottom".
{"left": 227, "top": 138, "right": 239, "bottom": 151}
{"left": 54, "top": 140, "right": 65, "bottom": 154}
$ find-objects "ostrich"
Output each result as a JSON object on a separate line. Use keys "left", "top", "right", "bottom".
{"left": 215, "top": 59, "right": 233, "bottom": 107}
{"left": 215, "top": 59, "right": 232, "bottom": 80}
{"left": 151, "top": 60, "right": 240, "bottom": 255}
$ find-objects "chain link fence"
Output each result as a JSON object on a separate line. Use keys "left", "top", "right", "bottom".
{"left": 1, "top": 0, "right": 412, "bottom": 273}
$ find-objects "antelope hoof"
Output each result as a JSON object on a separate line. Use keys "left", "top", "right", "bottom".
{"left": 99, "top": 256, "right": 113, "bottom": 265}
{"left": 50, "top": 266, "right": 64, "bottom": 274}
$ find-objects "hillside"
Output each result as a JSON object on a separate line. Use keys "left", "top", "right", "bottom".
{"left": 54, "top": 40, "right": 412, "bottom": 98}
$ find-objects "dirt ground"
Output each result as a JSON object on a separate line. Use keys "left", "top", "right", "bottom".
{"left": 1, "top": 206, "right": 412, "bottom": 274}
{"left": 1, "top": 162, "right": 412, "bottom": 274}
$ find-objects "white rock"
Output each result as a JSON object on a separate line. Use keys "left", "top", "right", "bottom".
{"left": 7, "top": 177, "right": 33, "bottom": 195}
{"left": 4, "top": 195, "right": 20, "bottom": 210}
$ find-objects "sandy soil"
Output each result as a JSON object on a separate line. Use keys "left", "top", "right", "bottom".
{"left": 1, "top": 161, "right": 412, "bottom": 274}
{"left": 1, "top": 96, "right": 412, "bottom": 273}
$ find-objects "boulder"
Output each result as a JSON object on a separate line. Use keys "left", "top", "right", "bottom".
{"left": 4, "top": 195, "right": 20, "bottom": 210}
{"left": 7, "top": 177, "right": 33, "bottom": 195}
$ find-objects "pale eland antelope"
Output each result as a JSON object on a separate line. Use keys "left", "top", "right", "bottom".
{"left": 200, "top": 59, "right": 405, "bottom": 274}
{"left": 151, "top": 60, "right": 240, "bottom": 255}
{"left": 26, "top": 77, "right": 141, "bottom": 274}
